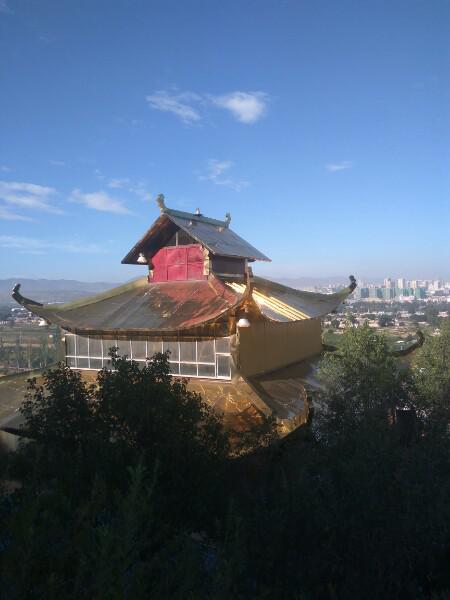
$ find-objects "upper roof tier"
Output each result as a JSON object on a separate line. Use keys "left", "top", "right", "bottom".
{"left": 121, "top": 195, "right": 271, "bottom": 265}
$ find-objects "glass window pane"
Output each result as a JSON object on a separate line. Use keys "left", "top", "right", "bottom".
{"left": 66, "top": 335, "right": 76, "bottom": 356}
{"left": 77, "top": 357, "right": 89, "bottom": 369}
{"left": 168, "top": 362, "right": 180, "bottom": 375}
{"left": 89, "top": 338, "right": 102, "bottom": 357}
{"left": 102, "top": 339, "right": 116, "bottom": 359}
{"left": 198, "top": 364, "right": 215, "bottom": 378}
{"left": 197, "top": 340, "right": 214, "bottom": 363}
{"left": 90, "top": 358, "right": 103, "bottom": 370}
{"left": 217, "top": 355, "right": 231, "bottom": 378}
{"left": 131, "top": 340, "right": 147, "bottom": 360}
{"left": 180, "top": 362, "right": 197, "bottom": 376}
{"left": 147, "top": 340, "right": 163, "bottom": 357}
{"left": 77, "top": 335, "right": 89, "bottom": 356}
{"left": 116, "top": 339, "right": 131, "bottom": 357}
{"left": 163, "top": 340, "right": 179, "bottom": 361}
{"left": 215, "top": 337, "right": 230, "bottom": 353}
{"left": 66, "top": 356, "right": 76, "bottom": 368}
{"left": 180, "top": 341, "right": 196, "bottom": 363}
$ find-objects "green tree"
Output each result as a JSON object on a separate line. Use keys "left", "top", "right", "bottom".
{"left": 17, "top": 350, "right": 232, "bottom": 515}
{"left": 377, "top": 313, "right": 391, "bottom": 328}
{"left": 413, "top": 319, "right": 450, "bottom": 414}
{"left": 317, "top": 324, "right": 408, "bottom": 437}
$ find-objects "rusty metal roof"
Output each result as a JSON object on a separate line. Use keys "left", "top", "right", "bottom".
{"left": 12, "top": 275, "right": 355, "bottom": 333}
{"left": 121, "top": 207, "right": 270, "bottom": 264}
{"left": 12, "top": 276, "right": 243, "bottom": 336}
{"left": 226, "top": 276, "right": 356, "bottom": 321}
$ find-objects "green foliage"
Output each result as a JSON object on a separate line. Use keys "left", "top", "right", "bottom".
{"left": 413, "top": 320, "right": 450, "bottom": 416}
{"left": 317, "top": 324, "right": 408, "bottom": 437}
{"left": 377, "top": 313, "right": 391, "bottom": 328}
{"left": 1, "top": 333, "right": 450, "bottom": 599}
{"left": 15, "top": 350, "right": 232, "bottom": 520}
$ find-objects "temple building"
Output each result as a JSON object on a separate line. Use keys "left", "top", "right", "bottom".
{"left": 12, "top": 195, "right": 356, "bottom": 431}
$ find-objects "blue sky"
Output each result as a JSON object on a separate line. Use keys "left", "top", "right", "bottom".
{"left": 0, "top": 0, "right": 449, "bottom": 283}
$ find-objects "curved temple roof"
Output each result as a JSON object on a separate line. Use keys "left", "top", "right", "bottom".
{"left": 227, "top": 276, "right": 356, "bottom": 322}
{"left": 121, "top": 207, "right": 271, "bottom": 264}
{"left": 12, "top": 276, "right": 243, "bottom": 336}
{"left": 12, "top": 276, "right": 356, "bottom": 334}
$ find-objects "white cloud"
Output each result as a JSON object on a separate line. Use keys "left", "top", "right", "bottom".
{"left": 326, "top": 161, "right": 353, "bottom": 172}
{"left": 0, "top": 206, "right": 32, "bottom": 221}
{"left": 146, "top": 89, "right": 269, "bottom": 124}
{"left": 96, "top": 172, "right": 152, "bottom": 201}
{"left": 49, "top": 159, "right": 65, "bottom": 167}
{"left": 198, "top": 159, "right": 249, "bottom": 192}
{"left": 0, "top": 235, "right": 107, "bottom": 254}
{"left": 146, "top": 90, "right": 202, "bottom": 124}
{"left": 1, "top": 165, "right": 11, "bottom": 172}
{"left": 0, "top": 180, "right": 62, "bottom": 214}
{"left": 129, "top": 184, "right": 152, "bottom": 202}
{"left": 71, "top": 189, "right": 133, "bottom": 215}
{"left": 212, "top": 91, "right": 268, "bottom": 124}
{"left": 0, "top": 0, "right": 12, "bottom": 14}
{"left": 107, "top": 178, "right": 130, "bottom": 189}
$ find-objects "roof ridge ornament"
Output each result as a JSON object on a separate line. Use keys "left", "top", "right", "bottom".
{"left": 225, "top": 212, "right": 231, "bottom": 227}
{"left": 156, "top": 193, "right": 166, "bottom": 212}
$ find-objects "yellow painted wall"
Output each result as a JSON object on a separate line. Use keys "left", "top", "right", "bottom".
{"left": 237, "top": 318, "right": 322, "bottom": 377}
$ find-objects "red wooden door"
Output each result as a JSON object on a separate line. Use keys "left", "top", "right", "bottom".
{"left": 150, "top": 244, "right": 206, "bottom": 282}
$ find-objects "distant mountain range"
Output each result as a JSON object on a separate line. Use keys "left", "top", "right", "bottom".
{"left": 275, "top": 276, "right": 355, "bottom": 289}
{"left": 1, "top": 275, "right": 357, "bottom": 305}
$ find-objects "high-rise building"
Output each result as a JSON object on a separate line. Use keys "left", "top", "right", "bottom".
{"left": 382, "top": 287, "right": 395, "bottom": 300}
{"left": 410, "top": 280, "right": 419, "bottom": 289}
{"left": 384, "top": 277, "right": 394, "bottom": 288}
{"left": 397, "top": 278, "right": 407, "bottom": 289}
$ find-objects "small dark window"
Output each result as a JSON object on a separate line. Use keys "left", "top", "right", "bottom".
{"left": 165, "top": 231, "right": 177, "bottom": 246}
{"left": 177, "top": 230, "right": 195, "bottom": 245}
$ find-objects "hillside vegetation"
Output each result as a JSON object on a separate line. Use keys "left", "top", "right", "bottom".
{"left": 0, "top": 322, "right": 449, "bottom": 599}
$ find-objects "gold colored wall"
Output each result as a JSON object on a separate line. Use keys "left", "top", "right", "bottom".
{"left": 236, "top": 318, "right": 322, "bottom": 377}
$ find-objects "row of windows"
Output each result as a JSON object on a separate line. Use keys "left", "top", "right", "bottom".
{"left": 65, "top": 336, "right": 232, "bottom": 379}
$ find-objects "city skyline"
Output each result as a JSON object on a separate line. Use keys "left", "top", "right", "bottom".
{"left": 1, "top": 1, "right": 449, "bottom": 282}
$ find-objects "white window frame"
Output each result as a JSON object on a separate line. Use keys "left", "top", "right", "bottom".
{"left": 65, "top": 335, "right": 232, "bottom": 380}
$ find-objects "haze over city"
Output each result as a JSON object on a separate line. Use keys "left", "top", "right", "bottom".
{"left": 0, "top": 0, "right": 449, "bottom": 282}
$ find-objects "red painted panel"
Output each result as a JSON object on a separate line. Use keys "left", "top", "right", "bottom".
{"left": 167, "top": 263, "right": 187, "bottom": 280}
{"left": 187, "top": 262, "right": 204, "bottom": 280}
{"left": 150, "top": 244, "right": 206, "bottom": 282}
{"left": 187, "top": 245, "right": 203, "bottom": 263}
{"left": 167, "top": 247, "right": 186, "bottom": 265}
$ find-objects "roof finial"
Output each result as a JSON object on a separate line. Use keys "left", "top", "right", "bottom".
{"left": 156, "top": 194, "right": 166, "bottom": 212}
{"left": 195, "top": 207, "right": 201, "bottom": 215}
{"left": 225, "top": 212, "right": 231, "bottom": 227}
